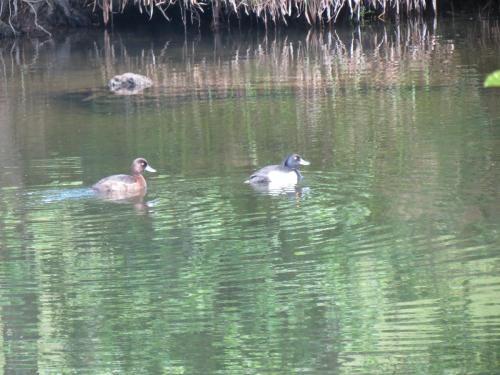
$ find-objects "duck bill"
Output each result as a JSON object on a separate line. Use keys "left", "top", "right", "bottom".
{"left": 299, "top": 159, "right": 310, "bottom": 166}
{"left": 145, "top": 165, "right": 157, "bottom": 173}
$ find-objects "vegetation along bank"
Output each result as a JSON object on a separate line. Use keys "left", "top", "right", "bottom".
{"left": 0, "top": 0, "right": 498, "bottom": 37}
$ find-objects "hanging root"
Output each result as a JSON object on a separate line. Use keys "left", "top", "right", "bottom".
{"left": 93, "top": 0, "right": 435, "bottom": 28}
{"left": 1, "top": 0, "right": 53, "bottom": 36}
{"left": 23, "top": 0, "right": 53, "bottom": 36}
{"left": 2, "top": 0, "right": 496, "bottom": 34}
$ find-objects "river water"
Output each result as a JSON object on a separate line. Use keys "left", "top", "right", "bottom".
{"left": 1, "top": 18, "right": 499, "bottom": 374}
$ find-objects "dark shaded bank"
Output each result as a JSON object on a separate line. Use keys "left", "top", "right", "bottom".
{"left": 0, "top": 0, "right": 499, "bottom": 37}
{"left": 0, "top": 0, "right": 94, "bottom": 37}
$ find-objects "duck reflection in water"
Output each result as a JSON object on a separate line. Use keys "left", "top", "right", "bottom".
{"left": 92, "top": 158, "right": 157, "bottom": 210}
{"left": 96, "top": 192, "right": 154, "bottom": 214}
{"left": 248, "top": 183, "right": 311, "bottom": 198}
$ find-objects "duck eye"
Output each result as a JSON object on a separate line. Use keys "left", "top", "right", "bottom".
{"left": 295, "top": 156, "right": 300, "bottom": 160}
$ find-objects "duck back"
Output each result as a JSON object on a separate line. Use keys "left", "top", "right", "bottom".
{"left": 93, "top": 174, "right": 146, "bottom": 193}
{"left": 246, "top": 165, "right": 300, "bottom": 185}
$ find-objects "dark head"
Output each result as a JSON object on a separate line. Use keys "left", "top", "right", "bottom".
{"left": 131, "top": 158, "right": 156, "bottom": 175}
{"left": 282, "top": 154, "right": 310, "bottom": 169}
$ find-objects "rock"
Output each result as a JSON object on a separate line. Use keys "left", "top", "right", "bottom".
{"left": 108, "top": 73, "right": 153, "bottom": 95}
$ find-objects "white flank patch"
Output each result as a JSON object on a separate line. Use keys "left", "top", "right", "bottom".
{"left": 266, "top": 171, "right": 298, "bottom": 187}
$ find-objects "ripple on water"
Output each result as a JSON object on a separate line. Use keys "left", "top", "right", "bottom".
{"left": 1, "top": 157, "right": 499, "bottom": 375}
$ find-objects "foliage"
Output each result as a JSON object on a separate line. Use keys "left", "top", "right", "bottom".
{"left": 484, "top": 70, "right": 500, "bottom": 87}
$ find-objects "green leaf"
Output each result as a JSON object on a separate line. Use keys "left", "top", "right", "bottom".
{"left": 484, "top": 70, "right": 500, "bottom": 87}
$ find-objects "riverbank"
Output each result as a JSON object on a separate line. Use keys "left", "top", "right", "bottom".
{"left": 0, "top": 0, "right": 498, "bottom": 37}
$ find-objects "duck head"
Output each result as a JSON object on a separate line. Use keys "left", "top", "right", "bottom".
{"left": 283, "top": 154, "right": 310, "bottom": 169}
{"left": 132, "top": 158, "right": 156, "bottom": 175}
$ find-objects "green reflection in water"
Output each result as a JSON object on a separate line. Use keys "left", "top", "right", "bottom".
{"left": 0, "top": 19, "right": 500, "bottom": 375}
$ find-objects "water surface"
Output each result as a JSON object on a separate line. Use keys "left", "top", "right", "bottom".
{"left": 1, "top": 19, "right": 500, "bottom": 374}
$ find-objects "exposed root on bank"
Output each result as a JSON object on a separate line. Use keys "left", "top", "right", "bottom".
{"left": 90, "top": 0, "right": 439, "bottom": 28}
{"left": 23, "top": 0, "right": 52, "bottom": 36}
{"left": 0, "top": 0, "right": 91, "bottom": 36}
{"left": 1, "top": 0, "right": 53, "bottom": 36}
{"left": 0, "top": 0, "right": 498, "bottom": 36}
